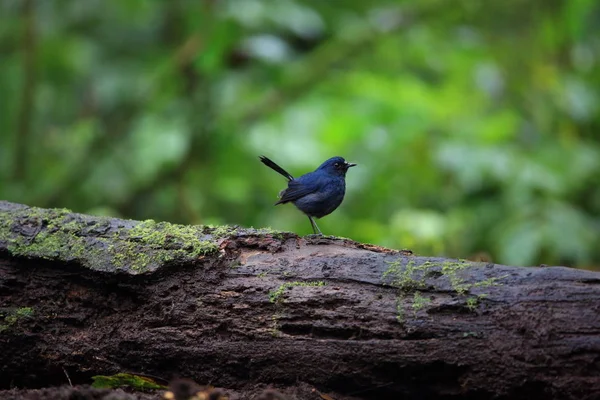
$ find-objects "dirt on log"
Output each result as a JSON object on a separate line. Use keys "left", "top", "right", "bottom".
{"left": 0, "top": 200, "right": 599, "bottom": 400}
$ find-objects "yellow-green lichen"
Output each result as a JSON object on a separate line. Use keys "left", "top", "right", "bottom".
{"left": 269, "top": 280, "right": 326, "bottom": 303}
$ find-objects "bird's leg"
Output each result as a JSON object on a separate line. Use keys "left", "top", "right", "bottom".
{"left": 308, "top": 216, "right": 323, "bottom": 236}
{"left": 308, "top": 216, "right": 320, "bottom": 235}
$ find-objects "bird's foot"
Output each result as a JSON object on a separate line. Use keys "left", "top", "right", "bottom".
{"left": 305, "top": 233, "right": 324, "bottom": 238}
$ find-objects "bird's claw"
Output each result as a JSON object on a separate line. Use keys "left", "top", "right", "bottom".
{"left": 305, "top": 233, "right": 324, "bottom": 238}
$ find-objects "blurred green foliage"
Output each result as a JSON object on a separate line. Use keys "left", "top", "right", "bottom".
{"left": 1, "top": 0, "right": 599, "bottom": 268}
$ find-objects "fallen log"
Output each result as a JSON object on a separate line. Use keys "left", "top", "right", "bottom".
{"left": 0, "top": 200, "right": 599, "bottom": 400}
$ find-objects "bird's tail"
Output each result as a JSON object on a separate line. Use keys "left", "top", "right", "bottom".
{"left": 259, "top": 155, "right": 294, "bottom": 181}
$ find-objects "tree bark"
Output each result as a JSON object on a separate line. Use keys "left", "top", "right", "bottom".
{"left": 0, "top": 201, "right": 599, "bottom": 400}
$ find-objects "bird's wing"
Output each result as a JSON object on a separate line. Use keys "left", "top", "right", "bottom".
{"left": 276, "top": 173, "right": 325, "bottom": 204}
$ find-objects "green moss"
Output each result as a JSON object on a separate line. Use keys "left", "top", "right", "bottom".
{"left": 384, "top": 259, "right": 504, "bottom": 295}
{"left": 15, "top": 307, "right": 33, "bottom": 317}
{"left": 395, "top": 298, "right": 405, "bottom": 324}
{"left": 203, "top": 224, "right": 287, "bottom": 239}
{"left": 2, "top": 206, "right": 74, "bottom": 258}
{"left": 91, "top": 373, "right": 166, "bottom": 390}
{"left": 268, "top": 280, "right": 326, "bottom": 303}
{"left": 1, "top": 204, "right": 294, "bottom": 274}
{"left": 0, "top": 206, "right": 228, "bottom": 274}
{"left": 233, "top": 226, "right": 287, "bottom": 240}
{"left": 383, "top": 259, "right": 506, "bottom": 322}
{"left": 382, "top": 259, "right": 429, "bottom": 291}
{"left": 440, "top": 260, "right": 473, "bottom": 294}
{"left": 0, "top": 307, "right": 34, "bottom": 333}
{"left": 270, "top": 313, "right": 282, "bottom": 337}
{"left": 466, "top": 296, "right": 479, "bottom": 311}
{"left": 465, "top": 293, "right": 489, "bottom": 312}
{"left": 272, "top": 232, "right": 285, "bottom": 240}
{"left": 411, "top": 291, "right": 431, "bottom": 315}
{"left": 206, "top": 224, "right": 239, "bottom": 238}
{"left": 1, "top": 206, "right": 116, "bottom": 271}
{"left": 258, "top": 227, "right": 285, "bottom": 240}
{"left": 111, "top": 219, "right": 219, "bottom": 273}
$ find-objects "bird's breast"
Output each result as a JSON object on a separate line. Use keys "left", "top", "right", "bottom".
{"left": 292, "top": 181, "right": 346, "bottom": 218}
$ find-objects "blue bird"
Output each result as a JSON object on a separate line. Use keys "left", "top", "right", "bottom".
{"left": 259, "top": 155, "right": 357, "bottom": 235}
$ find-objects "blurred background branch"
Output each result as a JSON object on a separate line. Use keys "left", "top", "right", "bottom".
{"left": 0, "top": 0, "right": 598, "bottom": 269}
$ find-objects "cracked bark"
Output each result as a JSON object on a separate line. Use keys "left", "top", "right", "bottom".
{"left": 0, "top": 201, "right": 599, "bottom": 400}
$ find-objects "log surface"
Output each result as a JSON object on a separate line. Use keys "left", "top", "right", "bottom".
{"left": 0, "top": 201, "right": 599, "bottom": 400}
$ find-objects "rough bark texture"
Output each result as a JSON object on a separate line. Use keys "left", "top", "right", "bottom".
{"left": 0, "top": 201, "right": 599, "bottom": 400}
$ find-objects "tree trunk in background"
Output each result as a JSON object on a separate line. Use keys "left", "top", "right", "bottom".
{"left": 0, "top": 201, "right": 599, "bottom": 400}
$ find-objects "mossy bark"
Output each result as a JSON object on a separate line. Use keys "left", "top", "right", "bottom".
{"left": 1, "top": 201, "right": 599, "bottom": 400}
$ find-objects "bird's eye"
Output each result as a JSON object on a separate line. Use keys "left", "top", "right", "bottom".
{"left": 334, "top": 162, "right": 340, "bottom": 167}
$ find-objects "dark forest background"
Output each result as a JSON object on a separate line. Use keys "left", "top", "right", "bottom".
{"left": 1, "top": 0, "right": 599, "bottom": 269}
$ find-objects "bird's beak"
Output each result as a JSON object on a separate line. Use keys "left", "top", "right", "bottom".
{"left": 346, "top": 162, "right": 357, "bottom": 168}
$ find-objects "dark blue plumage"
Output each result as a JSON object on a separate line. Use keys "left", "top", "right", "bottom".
{"left": 259, "top": 155, "right": 356, "bottom": 235}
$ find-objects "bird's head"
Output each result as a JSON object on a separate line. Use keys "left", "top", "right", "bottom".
{"left": 317, "top": 156, "right": 357, "bottom": 176}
